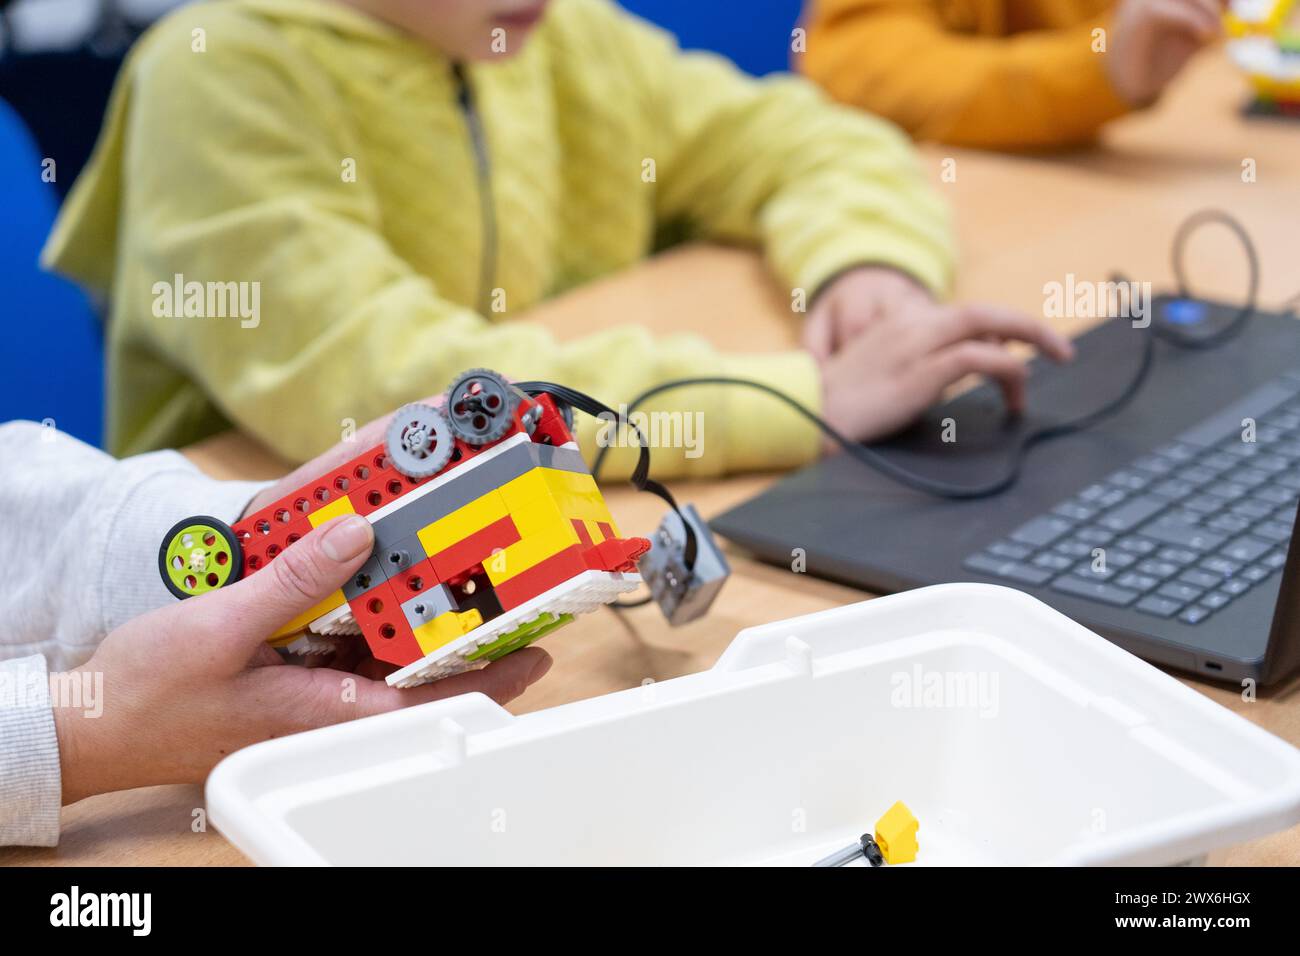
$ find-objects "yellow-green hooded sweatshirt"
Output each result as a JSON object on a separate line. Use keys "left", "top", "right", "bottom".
{"left": 43, "top": 0, "right": 953, "bottom": 476}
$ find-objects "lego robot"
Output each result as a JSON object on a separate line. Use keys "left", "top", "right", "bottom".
{"left": 1227, "top": 0, "right": 1300, "bottom": 115}
{"left": 159, "top": 369, "right": 652, "bottom": 687}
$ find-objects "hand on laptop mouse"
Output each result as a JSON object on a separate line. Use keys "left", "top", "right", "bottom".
{"left": 803, "top": 267, "right": 936, "bottom": 361}
{"left": 813, "top": 295, "right": 1075, "bottom": 447}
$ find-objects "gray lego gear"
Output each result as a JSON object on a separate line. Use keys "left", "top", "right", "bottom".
{"left": 385, "top": 403, "right": 455, "bottom": 478}
{"left": 445, "top": 368, "right": 519, "bottom": 445}
{"left": 638, "top": 504, "right": 731, "bottom": 626}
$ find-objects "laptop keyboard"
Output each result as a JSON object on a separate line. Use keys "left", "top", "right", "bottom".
{"left": 964, "top": 371, "right": 1300, "bottom": 625}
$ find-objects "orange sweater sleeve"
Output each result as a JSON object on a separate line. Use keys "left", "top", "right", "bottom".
{"left": 802, "top": 0, "right": 1133, "bottom": 149}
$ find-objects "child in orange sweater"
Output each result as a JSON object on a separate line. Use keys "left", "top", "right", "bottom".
{"left": 802, "top": 0, "right": 1225, "bottom": 148}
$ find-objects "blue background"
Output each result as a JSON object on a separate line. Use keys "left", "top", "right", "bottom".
{"left": 0, "top": 1, "right": 803, "bottom": 448}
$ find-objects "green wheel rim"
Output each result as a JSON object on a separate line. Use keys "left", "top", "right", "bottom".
{"left": 159, "top": 516, "right": 243, "bottom": 599}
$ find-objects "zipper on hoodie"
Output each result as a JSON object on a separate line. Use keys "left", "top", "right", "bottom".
{"left": 453, "top": 64, "right": 497, "bottom": 318}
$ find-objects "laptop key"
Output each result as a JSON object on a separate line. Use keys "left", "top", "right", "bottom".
{"left": 1221, "top": 578, "right": 1252, "bottom": 596}
{"left": 1108, "top": 471, "right": 1148, "bottom": 491}
{"left": 1053, "top": 539, "right": 1094, "bottom": 559}
{"left": 963, "top": 554, "right": 1053, "bottom": 586}
{"left": 1200, "top": 556, "right": 1242, "bottom": 576}
{"left": 1102, "top": 549, "right": 1138, "bottom": 569}
{"left": 1031, "top": 552, "right": 1073, "bottom": 571}
{"left": 1251, "top": 520, "right": 1292, "bottom": 543}
{"left": 1206, "top": 481, "right": 1250, "bottom": 500}
{"left": 1200, "top": 591, "right": 1233, "bottom": 610}
{"left": 1156, "top": 443, "right": 1198, "bottom": 462}
{"left": 1179, "top": 467, "right": 1218, "bottom": 486}
{"left": 1077, "top": 483, "right": 1111, "bottom": 502}
{"left": 1117, "top": 572, "right": 1159, "bottom": 591}
{"left": 1222, "top": 535, "right": 1271, "bottom": 563}
{"left": 1255, "top": 485, "right": 1298, "bottom": 506}
{"left": 1053, "top": 502, "right": 1097, "bottom": 522}
{"left": 1050, "top": 575, "right": 1139, "bottom": 606}
{"left": 1250, "top": 454, "right": 1290, "bottom": 473}
{"left": 1233, "top": 469, "right": 1271, "bottom": 490}
{"left": 1072, "top": 563, "right": 1116, "bottom": 581}
{"left": 1100, "top": 496, "right": 1167, "bottom": 532}
{"left": 1076, "top": 529, "right": 1115, "bottom": 547}
{"left": 1157, "top": 581, "right": 1204, "bottom": 603}
{"left": 1139, "top": 520, "right": 1225, "bottom": 552}
{"left": 1179, "top": 569, "right": 1222, "bottom": 589}
{"left": 1009, "top": 515, "right": 1074, "bottom": 547}
{"left": 1262, "top": 550, "right": 1288, "bottom": 569}
{"left": 1182, "top": 496, "right": 1222, "bottom": 515}
{"left": 1135, "top": 595, "right": 1183, "bottom": 618}
{"left": 1207, "top": 514, "right": 1252, "bottom": 534}
{"left": 1153, "top": 479, "right": 1196, "bottom": 499}
{"left": 1241, "top": 564, "right": 1272, "bottom": 582}
{"left": 1179, "top": 606, "right": 1212, "bottom": 625}
{"left": 1156, "top": 547, "right": 1198, "bottom": 565}
{"left": 1133, "top": 455, "right": 1175, "bottom": 476}
{"left": 1137, "top": 559, "right": 1179, "bottom": 578}
{"left": 1231, "top": 500, "right": 1274, "bottom": 520}
{"left": 1114, "top": 536, "right": 1157, "bottom": 555}
{"left": 988, "top": 541, "right": 1032, "bottom": 560}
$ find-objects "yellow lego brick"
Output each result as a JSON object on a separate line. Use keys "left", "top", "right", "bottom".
{"left": 542, "top": 468, "right": 616, "bottom": 527}
{"left": 416, "top": 490, "right": 509, "bottom": 557}
{"left": 413, "top": 608, "right": 484, "bottom": 655}
{"left": 500, "top": 467, "right": 618, "bottom": 530}
{"left": 497, "top": 468, "right": 551, "bottom": 514}
{"left": 874, "top": 801, "right": 919, "bottom": 865}
{"left": 507, "top": 486, "right": 567, "bottom": 537}
{"left": 307, "top": 495, "right": 356, "bottom": 529}
{"left": 485, "top": 518, "right": 581, "bottom": 586}
{"left": 269, "top": 590, "right": 348, "bottom": 641}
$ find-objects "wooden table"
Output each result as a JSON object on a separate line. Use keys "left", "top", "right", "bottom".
{"left": 7, "top": 50, "right": 1299, "bottom": 866}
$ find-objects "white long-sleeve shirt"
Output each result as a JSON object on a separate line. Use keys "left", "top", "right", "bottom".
{"left": 0, "top": 421, "right": 267, "bottom": 845}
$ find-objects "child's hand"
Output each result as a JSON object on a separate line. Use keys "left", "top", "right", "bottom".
{"left": 803, "top": 267, "right": 935, "bottom": 362}
{"left": 816, "top": 302, "right": 1075, "bottom": 447}
{"left": 1106, "top": 0, "right": 1223, "bottom": 106}
{"left": 53, "top": 516, "right": 552, "bottom": 803}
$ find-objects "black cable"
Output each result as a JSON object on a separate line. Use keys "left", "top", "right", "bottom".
{"left": 594, "top": 208, "right": 1263, "bottom": 502}
{"left": 1167, "top": 208, "right": 1260, "bottom": 349}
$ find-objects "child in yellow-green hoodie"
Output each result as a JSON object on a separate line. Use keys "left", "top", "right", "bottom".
{"left": 45, "top": 0, "right": 1071, "bottom": 475}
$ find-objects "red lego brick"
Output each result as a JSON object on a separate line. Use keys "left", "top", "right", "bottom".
{"left": 530, "top": 394, "right": 576, "bottom": 446}
{"left": 583, "top": 536, "right": 651, "bottom": 574}
{"left": 392, "top": 557, "right": 440, "bottom": 597}
{"left": 352, "top": 472, "right": 418, "bottom": 517}
{"left": 428, "top": 514, "right": 522, "bottom": 582}
{"left": 571, "top": 518, "right": 594, "bottom": 548}
{"left": 350, "top": 579, "right": 422, "bottom": 667}
{"left": 240, "top": 513, "right": 315, "bottom": 577}
{"left": 494, "top": 543, "right": 589, "bottom": 611}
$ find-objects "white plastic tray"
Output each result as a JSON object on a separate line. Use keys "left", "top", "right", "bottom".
{"left": 206, "top": 584, "right": 1300, "bottom": 865}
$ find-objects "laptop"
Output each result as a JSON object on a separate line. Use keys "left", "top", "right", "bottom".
{"left": 712, "top": 296, "right": 1300, "bottom": 685}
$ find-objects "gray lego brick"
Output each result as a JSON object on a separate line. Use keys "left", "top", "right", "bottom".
{"left": 343, "top": 553, "right": 390, "bottom": 601}
{"left": 374, "top": 534, "right": 427, "bottom": 577}
{"left": 533, "top": 443, "right": 589, "bottom": 474}
{"left": 400, "top": 582, "right": 458, "bottom": 631}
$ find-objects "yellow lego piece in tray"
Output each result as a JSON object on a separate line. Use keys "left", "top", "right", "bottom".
{"left": 875, "top": 801, "right": 919, "bottom": 864}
